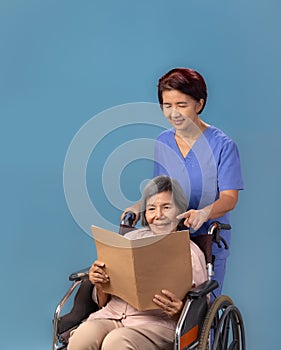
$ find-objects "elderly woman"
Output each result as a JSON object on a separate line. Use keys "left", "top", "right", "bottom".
{"left": 68, "top": 175, "right": 207, "bottom": 350}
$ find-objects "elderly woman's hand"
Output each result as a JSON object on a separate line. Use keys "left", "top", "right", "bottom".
{"left": 89, "top": 260, "right": 110, "bottom": 286}
{"left": 153, "top": 290, "right": 183, "bottom": 319}
{"left": 89, "top": 261, "right": 110, "bottom": 307}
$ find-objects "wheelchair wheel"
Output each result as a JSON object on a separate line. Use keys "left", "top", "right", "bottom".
{"left": 198, "top": 295, "right": 245, "bottom": 350}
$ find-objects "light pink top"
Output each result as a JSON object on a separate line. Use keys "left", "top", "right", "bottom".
{"left": 88, "top": 228, "right": 207, "bottom": 330}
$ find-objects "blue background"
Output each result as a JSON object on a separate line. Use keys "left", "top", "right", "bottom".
{"left": 1, "top": 1, "right": 280, "bottom": 349}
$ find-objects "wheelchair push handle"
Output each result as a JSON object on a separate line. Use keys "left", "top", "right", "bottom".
{"left": 69, "top": 267, "right": 90, "bottom": 281}
{"left": 119, "top": 211, "right": 136, "bottom": 235}
{"left": 208, "top": 221, "right": 231, "bottom": 250}
{"left": 120, "top": 211, "right": 136, "bottom": 227}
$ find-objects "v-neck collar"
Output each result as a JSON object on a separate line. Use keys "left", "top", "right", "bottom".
{"left": 171, "top": 126, "right": 211, "bottom": 160}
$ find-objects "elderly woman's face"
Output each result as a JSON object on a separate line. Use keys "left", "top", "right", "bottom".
{"left": 145, "top": 191, "right": 180, "bottom": 235}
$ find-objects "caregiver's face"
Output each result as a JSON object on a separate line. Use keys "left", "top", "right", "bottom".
{"left": 162, "top": 89, "right": 204, "bottom": 130}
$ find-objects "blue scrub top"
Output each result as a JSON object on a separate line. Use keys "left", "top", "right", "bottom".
{"left": 153, "top": 125, "right": 244, "bottom": 258}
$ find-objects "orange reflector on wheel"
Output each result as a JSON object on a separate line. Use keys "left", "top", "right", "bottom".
{"left": 180, "top": 325, "right": 199, "bottom": 349}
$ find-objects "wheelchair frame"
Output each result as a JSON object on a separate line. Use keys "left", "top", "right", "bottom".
{"left": 52, "top": 222, "right": 245, "bottom": 350}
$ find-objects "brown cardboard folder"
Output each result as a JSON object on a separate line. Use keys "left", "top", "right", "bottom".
{"left": 91, "top": 226, "right": 193, "bottom": 311}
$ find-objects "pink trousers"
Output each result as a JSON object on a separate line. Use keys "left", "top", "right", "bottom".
{"left": 67, "top": 318, "right": 175, "bottom": 350}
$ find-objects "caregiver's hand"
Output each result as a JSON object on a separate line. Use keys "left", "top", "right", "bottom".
{"left": 177, "top": 208, "right": 209, "bottom": 231}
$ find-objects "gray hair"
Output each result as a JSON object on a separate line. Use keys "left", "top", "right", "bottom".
{"left": 140, "top": 175, "right": 188, "bottom": 227}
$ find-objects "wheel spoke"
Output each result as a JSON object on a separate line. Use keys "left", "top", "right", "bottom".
{"left": 221, "top": 312, "right": 231, "bottom": 348}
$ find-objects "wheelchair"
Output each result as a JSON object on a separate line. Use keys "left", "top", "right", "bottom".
{"left": 52, "top": 214, "right": 246, "bottom": 350}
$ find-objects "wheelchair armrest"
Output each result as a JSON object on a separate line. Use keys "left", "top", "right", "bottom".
{"left": 69, "top": 267, "right": 90, "bottom": 281}
{"left": 187, "top": 280, "right": 219, "bottom": 299}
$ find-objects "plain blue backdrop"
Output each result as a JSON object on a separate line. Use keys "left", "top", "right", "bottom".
{"left": 1, "top": 1, "right": 280, "bottom": 349}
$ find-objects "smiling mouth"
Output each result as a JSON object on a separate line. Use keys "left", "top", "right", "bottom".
{"left": 172, "top": 119, "right": 185, "bottom": 123}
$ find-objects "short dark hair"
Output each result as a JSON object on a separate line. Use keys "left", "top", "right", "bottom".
{"left": 140, "top": 175, "right": 187, "bottom": 227}
{"left": 158, "top": 68, "right": 207, "bottom": 114}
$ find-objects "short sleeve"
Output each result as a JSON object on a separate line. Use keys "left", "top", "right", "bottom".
{"left": 218, "top": 140, "right": 244, "bottom": 192}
